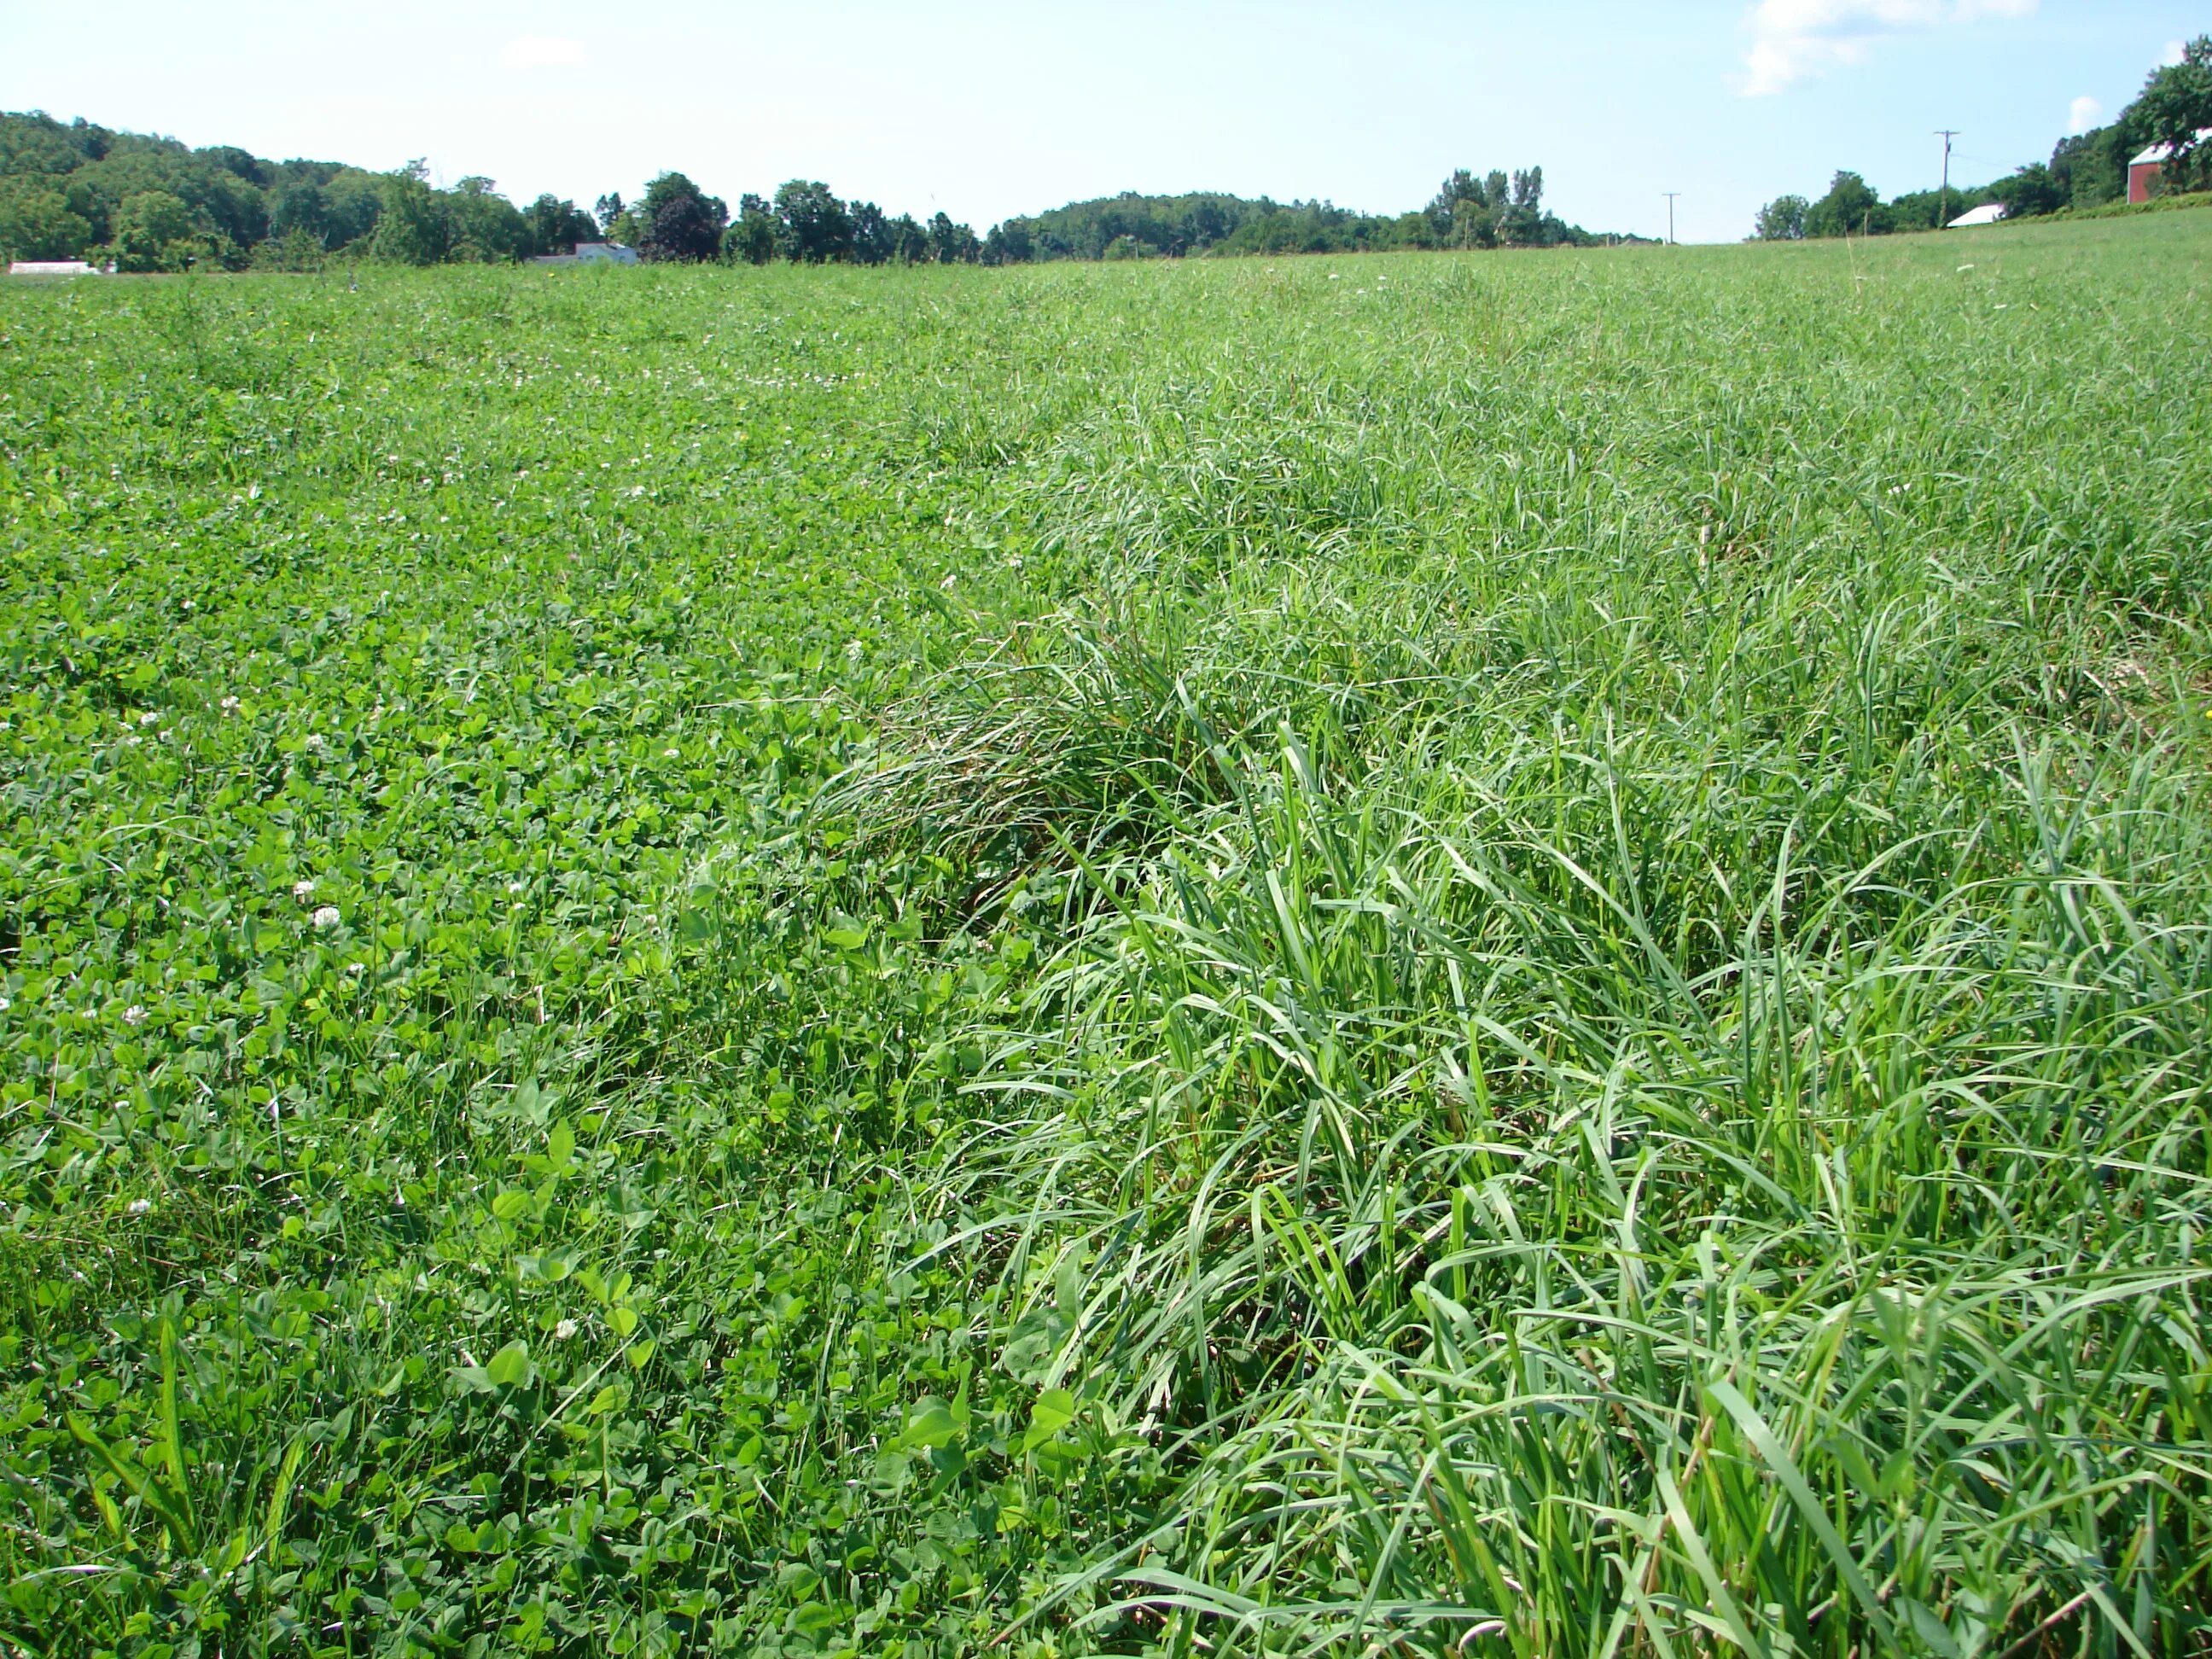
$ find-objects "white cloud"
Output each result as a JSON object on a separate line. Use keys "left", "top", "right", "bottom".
{"left": 501, "top": 35, "right": 587, "bottom": 70}
{"left": 2068, "top": 94, "right": 2102, "bottom": 135}
{"left": 1739, "top": 0, "right": 2038, "bottom": 96}
{"left": 2162, "top": 39, "right": 2187, "bottom": 67}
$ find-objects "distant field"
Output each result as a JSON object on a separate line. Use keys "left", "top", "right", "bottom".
{"left": 4, "top": 212, "right": 2211, "bottom": 1657}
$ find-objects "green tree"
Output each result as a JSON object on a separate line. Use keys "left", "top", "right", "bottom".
{"left": 1427, "top": 167, "right": 1481, "bottom": 226}
{"left": 771, "top": 180, "right": 853, "bottom": 263}
{"left": 889, "top": 212, "right": 928, "bottom": 264}
{"left": 1447, "top": 200, "right": 1496, "bottom": 247}
{"left": 1888, "top": 185, "right": 1989, "bottom": 232}
{"left": 851, "top": 201, "right": 894, "bottom": 265}
{"left": 1804, "top": 171, "right": 1888, "bottom": 238}
{"left": 2049, "top": 126, "right": 2133, "bottom": 208}
{"left": 925, "top": 211, "right": 979, "bottom": 263}
{"left": 189, "top": 166, "right": 268, "bottom": 246}
{"left": 524, "top": 194, "right": 595, "bottom": 256}
{"left": 1499, "top": 167, "right": 1549, "bottom": 245}
{"left": 107, "top": 189, "right": 197, "bottom": 271}
{"left": 722, "top": 194, "right": 777, "bottom": 265}
{"left": 369, "top": 165, "right": 451, "bottom": 265}
{"left": 0, "top": 110, "right": 111, "bottom": 178}
{"left": 635, "top": 172, "right": 727, "bottom": 263}
{"left": 981, "top": 218, "right": 1033, "bottom": 265}
{"left": 1991, "top": 164, "right": 2064, "bottom": 219}
{"left": 319, "top": 172, "right": 383, "bottom": 248}
{"left": 198, "top": 144, "right": 270, "bottom": 188}
{"left": 1753, "top": 194, "right": 1808, "bottom": 240}
{"left": 1427, "top": 169, "right": 1497, "bottom": 247}
{"left": 268, "top": 182, "right": 331, "bottom": 246}
{"left": 446, "top": 177, "right": 528, "bottom": 263}
{"left": 1185, "top": 200, "right": 1229, "bottom": 247}
{"left": 0, "top": 179, "right": 93, "bottom": 260}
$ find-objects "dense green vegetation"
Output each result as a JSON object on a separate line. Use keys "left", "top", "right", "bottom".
{"left": 995, "top": 169, "right": 1621, "bottom": 261}
{"left": 0, "top": 112, "right": 604, "bottom": 273}
{"left": 1753, "top": 34, "right": 2212, "bottom": 238}
{"left": 4, "top": 212, "right": 2212, "bottom": 1656}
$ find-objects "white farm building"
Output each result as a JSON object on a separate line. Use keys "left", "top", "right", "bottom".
{"left": 9, "top": 260, "right": 104, "bottom": 277}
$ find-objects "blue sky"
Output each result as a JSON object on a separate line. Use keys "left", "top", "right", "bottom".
{"left": 0, "top": 2, "right": 2197, "bottom": 242}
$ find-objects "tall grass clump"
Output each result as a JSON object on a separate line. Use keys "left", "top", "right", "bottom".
{"left": 896, "top": 224, "right": 2212, "bottom": 1650}
{"left": 945, "top": 721, "right": 2212, "bottom": 1652}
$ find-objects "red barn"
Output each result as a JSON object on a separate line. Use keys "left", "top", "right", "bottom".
{"left": 2130, "top": 129, "right": 2212, "bottom": 203}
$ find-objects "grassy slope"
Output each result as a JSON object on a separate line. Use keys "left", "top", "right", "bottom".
{"left": 2, "top": 213, "right": 2209, "bottom": 1656}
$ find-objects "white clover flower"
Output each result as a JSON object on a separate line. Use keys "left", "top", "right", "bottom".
{"left": 293, "top": 879, "right": 317, "bottom": 901}
{"left": 127, "top": 1198, "right": 152, "bottom": 1215}
{"left": 845, "top": 639, "right": 865, "bottom": 663}
{"left": 122, "top": 1004, "right": 148, "bottom": 1026}
{"left": 346, "top": 961, "right": 365, "bottom": 975}
{"left": 303, "top": 734, "right": 326, "bottom": 751}
{"left": 554, "top": 1318, "right": 579, "bottom": 1341}
{"left": 0, "top": 998, "right": 11, "bottom": 1012}
{"left": 507, "top": 879, "right": 527, "bottom": 894}
{"left": 312, "top": 905, "right": 341, "bottom": 929}
{"left": 138, "top": 712, "right": 160, "bottom": 728}
{"left": 220, "top": 696, "right": 241, "bottom": 713}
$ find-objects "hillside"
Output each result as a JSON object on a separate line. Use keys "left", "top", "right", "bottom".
{"left": 0, "top": 108, "right": 591, "bottom": 271}
{"left": 1000, "top": 177, "right": 1630, "bottom": 259}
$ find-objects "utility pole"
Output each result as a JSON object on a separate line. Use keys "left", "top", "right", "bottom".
{"left": 1663, "top": 193, "right": 1681, "bottom": 246}
{"left": 1936, "top": 130, "right": 1959, "bottom": 228}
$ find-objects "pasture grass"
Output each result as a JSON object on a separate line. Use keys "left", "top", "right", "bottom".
{"left": 3, "top": 210, "right": 2211, "bottom": 1656}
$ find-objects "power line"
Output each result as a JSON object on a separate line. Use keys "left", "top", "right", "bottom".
{"left": 1663, "top": 192, "right": 1681, "bottom": 246}
{"left": 1936, "top": 131, "right": 1959, "bottom": 227}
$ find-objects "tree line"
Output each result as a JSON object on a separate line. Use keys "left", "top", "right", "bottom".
{"left": 1753, "top": 36, "right": 2212, "bottom": 240}
{"left": 599, "top": 176, "right": 992, "bottom": 266}
{"left": 0, "top": 114, "right": 599, "bottom": 272}
{"left": 0, "top": 108, "right": 1638, "bottom": 273}
{"left": 593, "top": 166, "right": 1628, "bottom": 267}
{"left": 1003, "top": 169, "right": 1627, "bottom": 260}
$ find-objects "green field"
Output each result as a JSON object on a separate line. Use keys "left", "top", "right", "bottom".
{"left": 4, "top": 212, "right": 2211, "bottom": 1656}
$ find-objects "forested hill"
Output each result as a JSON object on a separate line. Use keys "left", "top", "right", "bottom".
{"left": 0, "top": 107, "right": 1635, "bottom": 271}
{"left": 1000, "top": 172, "right": 1633, "bottom": 259}
{"left": 0, "top": 110, "right": 596, "bottom": 272}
